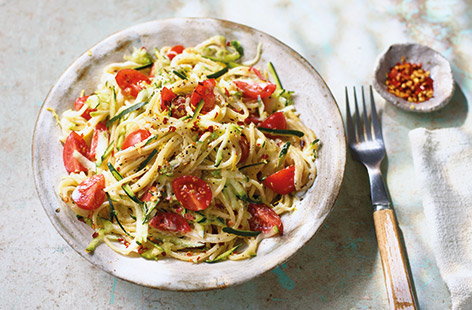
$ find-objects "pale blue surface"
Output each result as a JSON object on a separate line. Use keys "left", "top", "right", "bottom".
{"left": 1, "top": 0, "right": 471, "bottom": 308}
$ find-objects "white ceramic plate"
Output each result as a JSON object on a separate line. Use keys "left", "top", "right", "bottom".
{"left": 32, "top": 18, "right": 346, "bottom": 291}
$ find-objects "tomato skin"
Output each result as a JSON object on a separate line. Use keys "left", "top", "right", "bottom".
{"left": 115, "top": 69, "right": 150, "bottom": 98}
{"left": 234, "top": 81, "right": 276, "bottom": 99}
{"left": 239, "top": 136, "right": 250, "bottom": 163}
{"left": 72, "top": 174, "right": 106, "bottom": 210}
{"left": 167, "top": 45, "right": 185, "bottom": 60}
{"left": 259, "top": 112, "right": 287, "bottom": 130}
{"left": 248, "top": 203, "right": 283, "bottom": 235}
{"left": 74, "top": 96, "right": 95, "bottom": 120}
{"left": 172, "top": 175, "right": 212, "bottom": 211}
{"left": 88, "top": 122, "right": 107, "bottom": 160}
{"left": 160, "top": 87, "right": 177, "bottom": 111}
{"left": 149, "top": 212, "right": 191, "bottom": 233}
{"left": 263, "top": 165, "right": 295, "bottom": 195}
{"left": 121, "top": 129, "right": 151, "bottom": 150}
{"left": 63, "top": 131, "right": 89, "bottom": 173}
{"left": 190, "top": 79, "right": 216, "bottom": 113}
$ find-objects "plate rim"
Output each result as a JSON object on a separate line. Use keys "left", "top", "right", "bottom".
{"left": 32, "top": 17, "right": 346, "bottom": 291}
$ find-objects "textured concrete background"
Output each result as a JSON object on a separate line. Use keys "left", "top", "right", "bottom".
{"left": 1, "top": 0, "right": 471, "bottom": 309}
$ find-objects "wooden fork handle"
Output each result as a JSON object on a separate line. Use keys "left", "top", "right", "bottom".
{"left": 373, "top": 209, "right": 418, "bottom": 310}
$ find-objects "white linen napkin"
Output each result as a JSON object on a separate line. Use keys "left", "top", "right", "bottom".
{"left": 409, "top": 127, "right": 472, "bottom": 310}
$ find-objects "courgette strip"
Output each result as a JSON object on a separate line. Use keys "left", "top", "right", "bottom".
{"left": 238, "top": 161, "right": 268, "bottom": 170}
{"left": 107, "top": 163, "right": 143, "bottom": 204}
{"left": 173, "top": 70, "right": 187, "bottom": 80}
{"left": 207, "top": 67, "right": 228, "bottom": 79}
{"left": 106, "top": 101, "right": 149, "bottom": 127}
{"left": 138, "top": 149, "right": 158, "bottom": 170}
{"left": 257, "top": 127, "right": 304, "bottom": 137}
{"left": 223, "top": 227, "right": 261, "bottom": 237}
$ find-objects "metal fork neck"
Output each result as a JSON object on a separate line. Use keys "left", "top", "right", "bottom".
{"left": 365, "top": 166, "right": 392, "bottom": 211}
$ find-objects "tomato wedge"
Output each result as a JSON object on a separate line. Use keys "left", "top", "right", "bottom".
{"left": 259, "top": 112, "right": 287, "bottom": 130}
{"left": 115, "top": 69, "right": 150, "bottom": 98}
{"left": 73, "top": 96, "right": 95, "bottom": 120}
{"left": 160, "top": 87, "right": 177, "bottom": 111}
{"left": 88, "top": 122, "right": 107, "bottom": 160}
{"left": 167, "top": 45, "right": 185, "bottom": 60}
{"left": 172, "top": 175, "right": 212, "bottom": 211}
{"left": 71, "top": 174, "right": 106, "bottom": 210}
{"left": 190, "top": 79, "right": 216, "bottom": 114}
{"left": 263, "top": 165, "right": 295, "bottom": 195}
{"left": 234, "top": 81, "right": 276, "bottom": 99}
{"left": 121, "top": 129, "right": 151, "bottom": 150}
{"left": 149, "top": 212, "right": 191, "bottom": 233}
{"left": 63, "top": 131, "right": 89, "bottom": 173}
{"left": 239, "top": 135, "right": 250, "bottom": 163}
{"left": 248, "top": 203, "right": 283, "bottom": 235}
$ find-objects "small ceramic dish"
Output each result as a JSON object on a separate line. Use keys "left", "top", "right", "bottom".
{"left": 32, "top": 18, "right": 346, "bottom": 291}
{"left": 373, "top": 43, "right": 454, "bottom": 113}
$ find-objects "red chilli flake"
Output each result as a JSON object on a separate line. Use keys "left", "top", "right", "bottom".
{"left": 385, "top": 57, "right": 434, "bottom": 103}
{"left": 163, "top": 118, "right": 169, "bottom": 124}
{"left": 168, "top": 126, "right": 176, "bottom": 132}
{"left": 92, "top": 232, "right": 99, "bottom": 238}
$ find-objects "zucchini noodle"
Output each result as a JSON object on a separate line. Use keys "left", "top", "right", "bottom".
{"left": 57, "top": 36, "right": 320, "bottom": 263}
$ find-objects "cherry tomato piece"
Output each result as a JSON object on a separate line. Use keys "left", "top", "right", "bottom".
{"left": 263, "top": 165, "right": 295, "bottom": 195}
{"left": 73, "top": 96, "right": 96, "bottom": 120}
{"left": 141, "top": 186, "right": 157, "bottom": 202}
{"left": 170, "top": 45, "right": 185, "bottom": 54}
{"left": 88, "top": 122, "right": 107, "bottom": 160}
{"left": 172, "top": 175, "right": 212, "bottom": 211}
{"left": 149, "top": 212, "right": 191, "bottom": 233}
{"left": 190, "top": 79, "right": 216, "bottom": 114}
{"left": 71, "top": 174, "right": 106, "bottom": 210}
{"left": 115, "top": 69, "right": 150, "bottom": 98}
{"left": 121, "top": 129, "right": 151, "bottom": 150}
{"left": 248, "top": 203, "right": 283, "bottom": 235}
{"left": 167, "top": 45, "right": 185, "bottom": 60}
{"left": 259, "top": 112, "right": 287, "bottom": 130}
{"left": 239, "top": 135, "right": 250, "bottom": 163}
{"left": 234, "top": 81, "right": 276, "bottom": 99}
{"left": 160, "top": 87, "right": 177, "bottom": 111}
{"left": 63, "top": 131, "right": 89, "bottom": 173}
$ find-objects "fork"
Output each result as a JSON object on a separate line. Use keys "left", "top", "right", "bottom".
{"left": 345, "top": 86, "right": 418, "bottom": 310}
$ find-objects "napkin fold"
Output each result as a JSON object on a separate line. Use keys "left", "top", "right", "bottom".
{"left": 409, "top": 127, "right": 472, "bottom": 310}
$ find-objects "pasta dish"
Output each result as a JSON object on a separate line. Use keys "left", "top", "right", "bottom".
{"left": 56, "top": 36, "right": 320, "bottom": 263}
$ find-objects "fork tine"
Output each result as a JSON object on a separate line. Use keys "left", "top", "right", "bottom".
{"left": 369, "top": 85, "right": 383, "bottom": 140}
{"left": 345, "top": 87, "right": 355, "bottom": 143}
{"left": 353, "top": 87, "right": 363, "bottom": 141}
{"left": 361, "top": 86, "right": 372, "bottom": 140}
